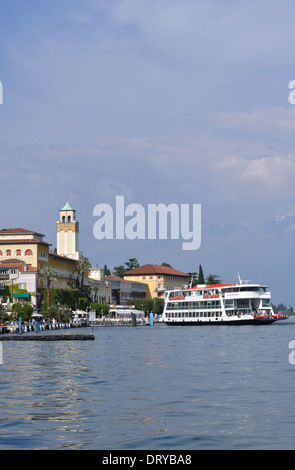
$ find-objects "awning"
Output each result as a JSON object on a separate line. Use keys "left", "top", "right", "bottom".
{"left": 13, "top": 293, "right": 31, "bottom": 298}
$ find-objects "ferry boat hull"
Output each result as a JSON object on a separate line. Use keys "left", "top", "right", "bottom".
{"left": 162, "top": 276, "right": 287, "bottom": 326}
{"left": 165, "top": 317, "right": 286, "bottom": 326}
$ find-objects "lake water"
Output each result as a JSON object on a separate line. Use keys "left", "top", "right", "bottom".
{"left": 1, "top": 320, "right": 295, "bottom": 450}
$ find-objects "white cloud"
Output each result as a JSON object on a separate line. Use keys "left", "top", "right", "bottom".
{"left": 209, "top": 107, "right": 295, "bottom": 135}
{"left": 2, "top": 0, "right": 295, "bottom": 303}
{"left": 241, "top": 155, "right": 295, "bottom": 185}
{"left": 216, "top": 154, "right": 295, "bottom": 187}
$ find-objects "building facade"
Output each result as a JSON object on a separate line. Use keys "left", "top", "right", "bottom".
{"left": 123, "top": 264, "right": 189, "bottom": 299}
{"left": 0, "top": 259, "right": 38, "bottom": 308}
{"left": 104, "top": 276, "right": 147, "bottom": 304}
{"left": 0, "top": 227, "right": 81, "bottom": 307}
{"left": 88, "top": 267, "right": 104, "bottom": 281}
{"left": 0, "top": 227, "right": 51, "bottom": 276}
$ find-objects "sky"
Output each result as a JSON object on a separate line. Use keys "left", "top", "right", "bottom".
{"left": 1, "top": 0, "right": 295, "bottom": 305}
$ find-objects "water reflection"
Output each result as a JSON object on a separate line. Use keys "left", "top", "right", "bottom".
{"left": 1, "top": 325, "right": 295, "bottom": 449}
{"left": 0, "top": 340, "right": 95, "bottom": 449}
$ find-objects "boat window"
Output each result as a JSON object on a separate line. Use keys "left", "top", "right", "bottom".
{"left": 237, "top": 299, "right": 250, "bottom": 308}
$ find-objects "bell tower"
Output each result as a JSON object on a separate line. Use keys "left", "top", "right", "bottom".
{"left": 56, "top": 200, "right": 80, "bottom": 260}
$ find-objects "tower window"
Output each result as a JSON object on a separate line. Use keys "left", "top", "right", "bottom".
{"left": 62, "top": 216, "right": 66, "bottom": 223}
{"left": 68, "top": 216, "right": 71, "bottom": 223}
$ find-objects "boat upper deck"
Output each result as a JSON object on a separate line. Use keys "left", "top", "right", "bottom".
{"left": 166, "top": 282, "right": 270, "bottom": 301}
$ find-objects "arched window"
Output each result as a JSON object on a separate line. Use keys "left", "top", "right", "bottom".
{"left": 15, "top": 249, "right": 22, "bottom": 256}
{"left": 62, "top": 216, "right": 66, "bottom": 223}
{"left": 67, "top": 216, "right": 71, "bottom": 223}
{"left": 0, "top": 250, "right": 2, "bottom": 256}
{"left": 25, "top": 249, "right": 33, "bottom": 256}
{"left": 5, "top": 250, "right": 11, "bottom": 256}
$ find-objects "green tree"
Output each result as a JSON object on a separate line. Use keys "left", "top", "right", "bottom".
{"left": 206, "top": 274, "right": 222, "bottom": 285}
{"left": 187, "top": 272, "right": 197, "bottom": 287}
{"left": 50, "top": 288, "right": 80, "bottom": 310}
{"left": 41, "top": 268, "right": 58, "bottom": 307}
{"left": 78, "top": 297, "right": 89, "bottom": 311}
{"left": 103, "top": 264, "right": 111, "bottom": 277}
{"left": 0, "top": 304, "right": 9, "bottom": 324}
{"left": 127, "top": 298, "right": 165, "bottom": 315}
{"left": 90, "top": 302, "right": 110, "bottom": 316}
{"left": 161, "top": 262, "right": 172, "bottom": 267}
{"left": 198, "top": 265, "right": 205, "bottom": 284}
{"left": 77, "top": 255, "right": 92, "bottom": 293}
{"left": 125, "top": 258, "right": 140, "bottom": 270}
{"left": 112, "top": 265, "right": 125, "bottom": 278}
{"left": 42, "top": 304, "right": 59, "bottom": 320}
{"left": 11, "top": 302, "right": 34, "bottom": 321}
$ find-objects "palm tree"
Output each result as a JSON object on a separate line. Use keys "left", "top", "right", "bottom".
{"left": 92, "top": 286, "right": 99, "bottom": 302}
{"left": 41, "top": 268, "right": 58, "bottom": 308}
{"left": 77, "top": 255, "right": 92, "bottom": 293}
{"left": 206, "top": 274, "right": 222, "bottom": 285}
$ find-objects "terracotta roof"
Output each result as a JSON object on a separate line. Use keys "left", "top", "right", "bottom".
{"left": 105, "top": 275, "right": 147, "bottom": 284}
{"left": 0, "top": 262, "right": 23, "bottom": 269}
{"left": 21, "top": 266, "right": 38, "bottom": 273}
{"left": 0, "top": 228, "right": 45, "bottom": 237}
{"left": 49, "top": 252, "right": 78, "bottom": 263}
{"left": 105, "top": 275, "right": 126, "bottom": 281}
{"left": 0, "top": 238, "right": 50, "bottom": 246}
{"left": 0, "top": 261, "right": 37, "bottom": 273}
{"left": 123, "top": 264, "right": 189, "bottom": 277}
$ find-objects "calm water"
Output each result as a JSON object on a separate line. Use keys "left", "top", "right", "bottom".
{"left": 1, "top": 320, "right": 295, "bottom": 450}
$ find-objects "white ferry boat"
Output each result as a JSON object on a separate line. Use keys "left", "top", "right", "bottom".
{"left": 163, "top": 275, "right": 287, "bottom": 325}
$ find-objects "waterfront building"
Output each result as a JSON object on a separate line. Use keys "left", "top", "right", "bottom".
{"left": 47, "top": 252, "right": 79, "bottom": 289}
{"left": 0, "top": 202, "right": 113, "bottom": 309}
{"left": 104, "top": 275, "right": 147, "bottom": 304}
{"left": 0, "top": 259, "right": 38, "bottom": 308}
{"left": 87, "top": 277, "right": 112, "bottom": 304}
{"left": 0, "top": 227, "right": 50, "bottom": 273}
{"left": 123, "top": 264, "right": 189, "bottom": 299}
{"left": 88, "top": 266, "right": 104, "bottom": 281}
{"left": 0, "top": 227, "right": 80, "bottom": 306}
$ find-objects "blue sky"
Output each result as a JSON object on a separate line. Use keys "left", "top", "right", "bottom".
{"left": 1, "top": 0, "right": 295, "bottom": 305}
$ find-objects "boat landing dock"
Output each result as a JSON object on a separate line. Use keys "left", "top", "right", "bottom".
{"left": 0, "top": 333, "right": 95, "bottom": 341}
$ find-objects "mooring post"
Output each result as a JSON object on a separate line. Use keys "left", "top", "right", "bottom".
{"left": 150, "top": 312, "right": 154, "bottom": 326}
{"left": 18, "top": 317, "right": 22, "bottom": 334}
{"left": 132, "top": 313, "right": 137, "bottom": 327}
